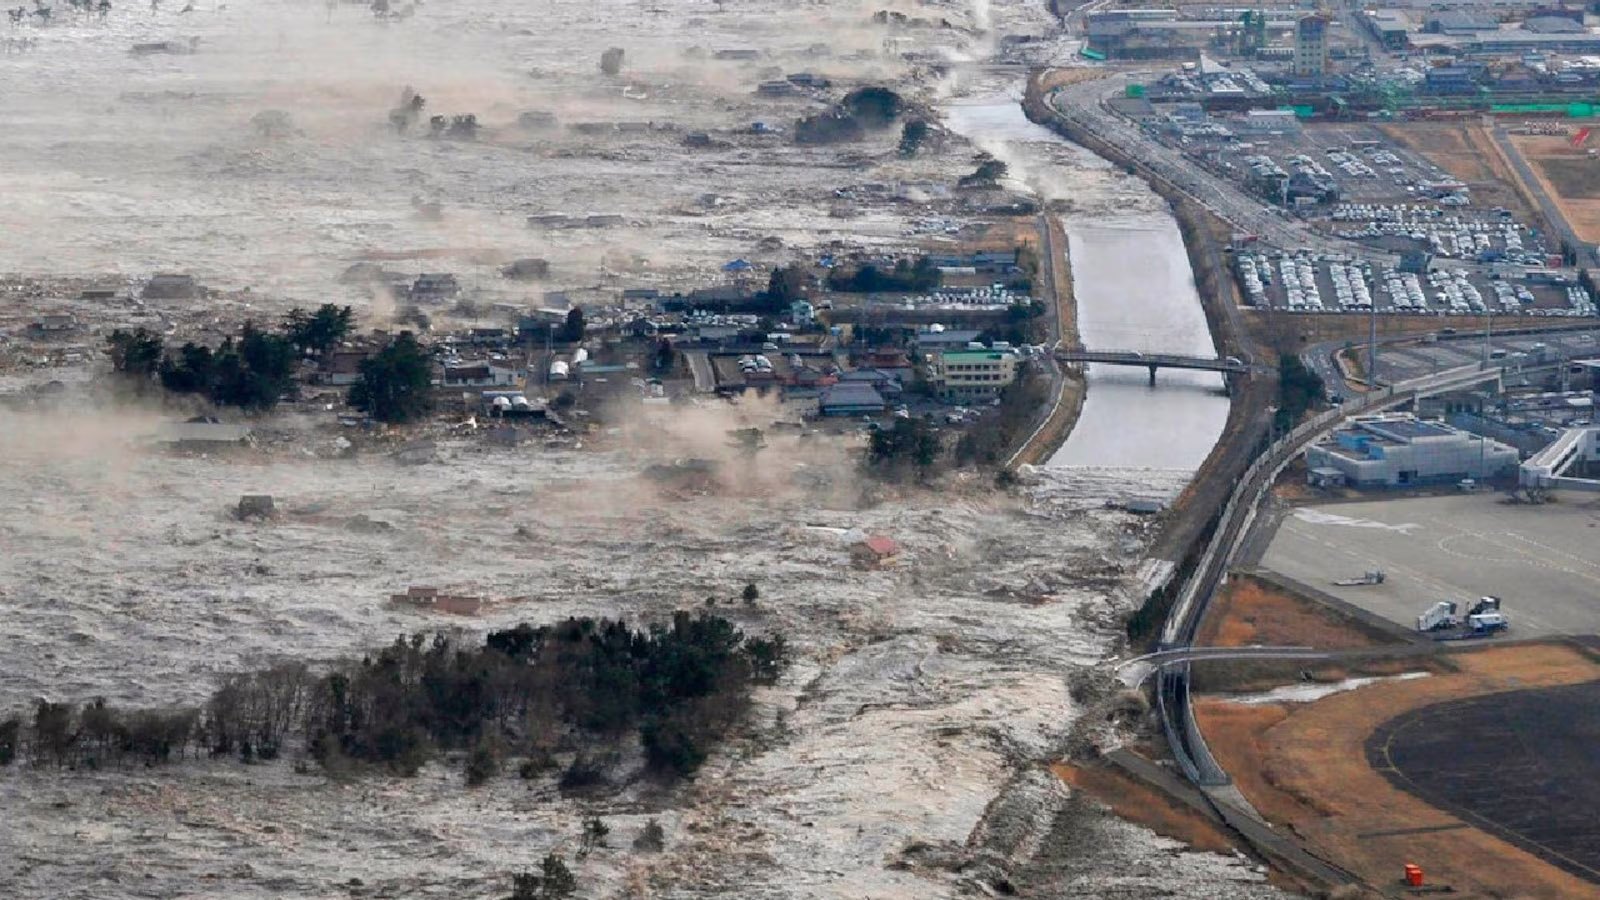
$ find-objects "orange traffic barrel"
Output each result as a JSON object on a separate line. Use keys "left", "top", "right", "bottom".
{"left": 1404, "top": 863, "right": 1424, "bottom": 887}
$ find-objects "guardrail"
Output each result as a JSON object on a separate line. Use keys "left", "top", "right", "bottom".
{"left": 1156, "top": 363, "right": 1502, "bottom": 786}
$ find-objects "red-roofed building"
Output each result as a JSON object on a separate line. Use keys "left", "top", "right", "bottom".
{"left": 852, "top": 535, "right": 900, "bottom": 568}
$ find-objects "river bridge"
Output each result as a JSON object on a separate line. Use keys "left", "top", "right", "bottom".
{"left": 1054, "top": 348, "right": 1252, "bottom": 385}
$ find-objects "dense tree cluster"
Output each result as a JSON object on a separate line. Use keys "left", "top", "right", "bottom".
{"left": 840, "top": 86, "right": 903, "bottom": 128}
{"left": 282, "top": 304, "right": 355, "bottom": 355}
{"left": 0, "top": 614, "right": 787, "bottom": 784}
{"left": 867, "top": 417, "right": 942, "bottom": 472}
{"left": 348, "top": 331, "right": 435, "bottom": 424}
{"left": 825, "top": 256, "right": 941, "bottom": 294}
{"left": 978, "top": 300, "right": 1045, "bottom": 348}
{"left": 106, "top": 328, "right": 164, "bottom": 379}
{"left": 897, "top": 119, "right": 930, "bottom": 157}
{"left": 107, "top": 304, "right": 353, "bottom": 412}
{"left": 1275, "top": 354, "right": 1325, "bottom": 432}
{"left": 958, "top": 155, "right": 1009, "bottom": 188}
{"left": 793, "top": 85, "right": 903, "bottom": 145}
{"left": 760, "top": 264, "right": 809, "bottom": 311}
{"left": 557, "top": 307, "right": 586, "bottom": 344}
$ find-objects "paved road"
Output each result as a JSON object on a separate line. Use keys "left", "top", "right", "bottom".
{"left": 684, "top": 350, "right": 715, "bottom": 393}
{"left": 1304, "top": 321, "right": 1600, "bottom": 400}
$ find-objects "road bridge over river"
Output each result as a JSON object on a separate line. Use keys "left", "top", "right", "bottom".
{"left": 1055, "top": 348, "right": 1253, "bottom": 385}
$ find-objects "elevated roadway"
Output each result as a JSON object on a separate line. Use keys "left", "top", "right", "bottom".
{"left": 1152, "top": 361, "right": 1505, "bottom": 787}
{"left": 1116, "top": 645, "right": 1330, "bottom": 687}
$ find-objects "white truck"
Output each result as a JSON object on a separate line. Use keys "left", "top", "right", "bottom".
{"left": 1417, "top": 601, "right": 1461, "bottom": 632}
{"left": 1467, "top": 611, "right": 1509, "bottom": 635}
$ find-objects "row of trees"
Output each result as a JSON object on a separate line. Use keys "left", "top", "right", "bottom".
{"left": 105, "top": 306, "right": 443, "bottom": 424}
{"left": 0, "top": 613, "right": 787, "bottom": 783}
{"left": 107, "top": 305, "right": 354, "bottom": 412}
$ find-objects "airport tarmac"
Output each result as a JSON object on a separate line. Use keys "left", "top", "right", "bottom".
{"left": 1260, "top": 493, "right": 1600, "bottom": 638}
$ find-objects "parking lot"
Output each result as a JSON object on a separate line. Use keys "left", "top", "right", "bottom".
{"left": 1234, "top": 249, "right": 1591, "bottom": 316}
{"left": 1327, "top": 203, "right": 1548, "bottom": 265}
{"left": 1260, "top": 494, "right": 1600, "bottom": 638}
{"left": 1208, "top": 122, "right": 1457, "bottom": 207}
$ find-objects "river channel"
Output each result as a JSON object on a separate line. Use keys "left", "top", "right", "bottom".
{"left": 943, "top": 94, "right": 1230, "bottom": 490}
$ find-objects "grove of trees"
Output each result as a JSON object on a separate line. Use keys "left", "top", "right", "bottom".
{"left": 825, "top": 256, "right": 941, "bottom": 294}
{"left": 1275, "top": 353, "right": 1325, "bottom": 432}
{"left": 0, "top": 613, "right": 787, "bottom": 785}
{"left": 867, "top": 417, "right": 942, "bottom": 473}
{"left": 107, "top": 304, "right": 354, "bottom": 412}
{"left": 348, "top": 331, "right": 435, "bottom": 424}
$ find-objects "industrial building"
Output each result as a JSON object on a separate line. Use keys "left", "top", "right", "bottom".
{"left": 1304, "top": 414, "right": 1519, "bottom": 487}
{"left": 923, "top": 347, "right": 1022, "bottom": 402}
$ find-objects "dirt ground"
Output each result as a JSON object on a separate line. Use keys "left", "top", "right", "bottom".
{"left": 1508, "top": 133, "right": 1600, "bottom": 244}
{"left": 1195, "top": 574, "right": 1390, "bottom": 651}
{"left": 1196, "top": 642, "right": 1600, "bottom": 898}
{"left": 1032, "top": 67, "right": 1108, "bottom": 93}
{"left": 1379, "top": 124, "right": 1538, "bottom": 224}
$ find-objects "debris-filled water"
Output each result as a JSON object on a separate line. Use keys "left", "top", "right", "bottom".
{"left": 0, "top": 0, "right": 1291, "bottom": 896}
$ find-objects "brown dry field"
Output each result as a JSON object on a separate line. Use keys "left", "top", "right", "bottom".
{"left": 1196, "top": 643, "right": 1600, "bottom": 898}
{"left": 1380, "top": 123, "right": 1538, "bottom": 222}
{"left": 1053, "top": 761, "right": 1238, "bottom": 855}
{"left": 1508, "top": 133, "right": 1600, "bottom": 244}
{"left": 1540, "top": 157, "right": 1600, "bottom": 200}
{"left": 1196, "top": 574, "right": 1388, "bottom": 651}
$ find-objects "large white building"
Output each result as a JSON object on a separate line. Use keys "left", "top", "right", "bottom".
{"left": 923, "top": 348, "right": 1022, "bottom": 403}
{"left": 1294, "top": 14, "right": 1329, "bottom": 78}
{"left": 1305, "top": 414, "right": 1518, "bottom": 487}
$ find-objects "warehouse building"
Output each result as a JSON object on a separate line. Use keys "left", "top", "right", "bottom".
{"left": 1304, "top": 414, "right": 1519, "bottom": 487}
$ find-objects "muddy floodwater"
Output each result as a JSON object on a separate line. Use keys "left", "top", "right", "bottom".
{"left": 1047, "top": 215, "right": 1231, "bottom": 476}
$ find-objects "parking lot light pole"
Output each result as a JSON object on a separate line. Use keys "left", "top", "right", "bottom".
{"left": 1368, "top": 296, "right": 1377, "bottom": 388}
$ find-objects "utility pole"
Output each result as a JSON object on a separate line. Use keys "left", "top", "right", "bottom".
{"left": 1367, "top": 290, "right": 1377, "bottom": 389}
{"left": 1479, "top": 309, "right": 1492, "bottom": 481}
{"left": 1482, "top": 308, "right": 1491, "bottom": 368}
